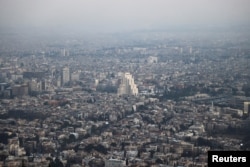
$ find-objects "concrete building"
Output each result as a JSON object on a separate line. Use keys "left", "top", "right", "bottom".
{"left": 61, "top": 48, "right": 66, "bottom": 57}
{"left": 61, "top": 66, "right": 70, "bottom": 85}
{"left": 71, "top": 72, "right": 80, "bottom": 81}
{"left": 28, "top": 79, "right": 41, "bottom": 93}
{"left": 244, "top": 102, "right": 250, "bottom": 116}
{"left": 11, "top": 74, "right": 23, "bottom": 81}
{"left": 12, "top": 84, "right": 28, "bottom": 97}
{"left": 118, "top": 73, "right": 138, "bottom": 96}
{"left": 189, "top": 46, "right": 193, "bottom": 54}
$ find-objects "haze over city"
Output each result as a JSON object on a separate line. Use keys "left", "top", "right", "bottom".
{"left": 1, "top": 0, "right": 250, "bottom": 33}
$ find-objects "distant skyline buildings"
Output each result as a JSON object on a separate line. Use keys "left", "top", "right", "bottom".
{"left": 61, "top": 48, "right": 70, "bottom": 57}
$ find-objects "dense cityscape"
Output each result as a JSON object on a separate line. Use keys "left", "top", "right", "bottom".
{"left": 0, "top": 28, "right": 250, "bottom": 167}
{"left": 1, "top": 0, "right": 250, "bottom": 166}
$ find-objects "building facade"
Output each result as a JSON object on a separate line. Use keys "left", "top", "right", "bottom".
{"left": 118, "top": 73, "right": 138, "bottom": 96}
{"left": 62, "top": 66, "right": 70, "bottom": 85}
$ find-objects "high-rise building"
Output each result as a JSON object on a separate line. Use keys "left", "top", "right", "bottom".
{"left": 62, "top": 66, "right": 70, "bottom": 85}
{"left": 57, "top": 77, "right": 61, "bottom": 87}
{"left": 189, "top": 47, "right": 193, "bottom": 54}
{"left": 61, "top": 48, "right": 66, "bottom": 57}
{"left": 28, "top": 79, "right": 40, "bottom": 93}
{"left": 180, "top": 47, "right": 183, "bottom": 54}
{"left": 209, "top": 101, "right": 214, "bottom": 112}
{"left": 244, "top": 102, "right": 250, "bottom": 116}
{"left": 118, "top": 73, "right": 138, "bottom": 96}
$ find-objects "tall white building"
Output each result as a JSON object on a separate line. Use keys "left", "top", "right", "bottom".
{"left": 118, "top": 73, "right": 138, "bottom": 96}
{"left": 62, "top": 66, "right": 70, "bottom": 85}
{"left": 189, "top": 46, "right": 193, "bottom": 54}
{"left": 244, "top": 102, "right": 250, "bottom": 115}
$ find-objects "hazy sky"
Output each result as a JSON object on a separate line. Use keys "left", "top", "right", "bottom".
{"left": 0, "top": 0, "right": 250, "bottom": 33}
